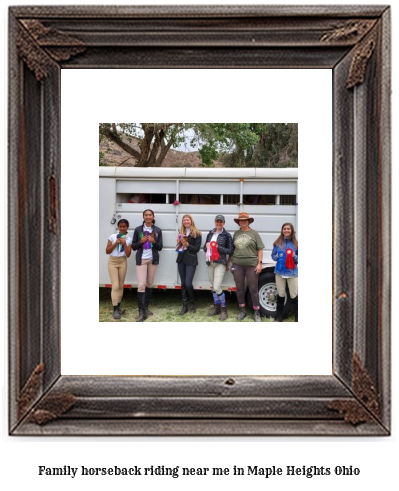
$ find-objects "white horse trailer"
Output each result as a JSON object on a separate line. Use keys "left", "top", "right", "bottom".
{"left": 99, "top": 167, "right": 298, "bottom": 317}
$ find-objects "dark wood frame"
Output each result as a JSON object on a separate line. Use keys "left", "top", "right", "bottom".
{"left": 9, "top": 5, "right": 391, "bottom": 436}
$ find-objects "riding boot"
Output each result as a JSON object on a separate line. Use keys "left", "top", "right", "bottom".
{"left": 187, "top": 286, "right": 196, "bottom": 313}
{"left": 237, "top": 306, "right": 246, "bottom": 321}
{"left": 136, "top": 292, "right": 147, "bottom": 322}
{"left": 218, "top": 292, "right": 228, "bottom": 320}
{"left": 209, "top": 292, "right": 221, "bottom": 316}
{"left": 208, "top": 304, "right": 221, "bottom": 317}
{"left": 117, "top": 303, "right": 126, "bottom": 316}
{"left": 179, "top": 286, "right": 189, "bottom": 315}
{"left": 145, "top": 287, "right": 153, "bottom": 316}
{"left": 220, "top": 306, "right": 228, "bottom": 321}
{"left": 113, "top": 305, "right": 121, "bottom": 320}
{"left": 291, "top": 296, "right": 298, "bottom": 322}
{"left": 276, "top": 295, "right": 285, "bottom": 322}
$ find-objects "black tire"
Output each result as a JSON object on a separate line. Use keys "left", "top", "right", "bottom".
{"left": 246, "top": 271, "right": 292, "bottom": 318}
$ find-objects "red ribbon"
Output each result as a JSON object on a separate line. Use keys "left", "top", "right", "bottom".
{"left": 285, "top": 248, "right": 295, "bottom": 269}
{"left": 210, "top": 241, "right": 220, "bottom": 261}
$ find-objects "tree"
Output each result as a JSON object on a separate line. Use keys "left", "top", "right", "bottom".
{"left": 99, "top": 123, "right": 297, "bottom": 168}
{"left": 99, "top": 123, "right": 185, "bottom": 167}
{"left": 188, "top": 123, "right": 260, "bottom": 167}
{"left": 100, "top": 123, "right": 263, "bottom": 167}
{"left": 221, "top": 123, "right": 298, "bottom": 168}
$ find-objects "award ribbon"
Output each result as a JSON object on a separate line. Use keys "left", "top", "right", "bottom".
{"left": 285, "top": 248, "right": 295, "bottom": 269}
{"left": 276, "top": 251, "right": 286, "bottom": 273}
{"left": 140, "top": 231, "right": 154, "bottom": 249}
{"left": 116, "top": 232, "right": 125, "bottom": 252}
{"left": 210, "top": 241, "right": 220, "bottom": 261}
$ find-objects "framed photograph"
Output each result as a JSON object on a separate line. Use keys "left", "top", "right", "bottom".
{"left": 9, "top": 5, "right": 390, "bottom": 435}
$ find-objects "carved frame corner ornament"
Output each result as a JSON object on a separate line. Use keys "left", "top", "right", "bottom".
{"left": 346, "top": 27, "right": 379, "bottom": 88}
{"left": 320, "top": 19, "right": 376, "bottom": 43}
{"left": 17, "top": 19, "right": 86, "bottom": 81}
{"left": 8, "top": 5, "right": 391, "bottom": 436}
{"left": 327, "top": 354, "right": 380, "bottom": 425}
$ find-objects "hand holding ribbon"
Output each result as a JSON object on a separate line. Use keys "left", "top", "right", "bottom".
{"left": 285, "top": 248, "right": 295, "bottom": 269}
{"left": 141, "top": 231, "right": 154, "bottom": 249}
{"left": 116, "top": 232, "right": 125, "bottom": 252}
{"left": 210, "top": 241, "right": 220, "bottom": 261}
{"left": 276, "top": 251, "right": 286, "bottom": 273}
{"left": 205, "top": 242, "right": 212, "bottom": 263}
{"left": 176, "top": 234, "right": 188, "bottom": 253}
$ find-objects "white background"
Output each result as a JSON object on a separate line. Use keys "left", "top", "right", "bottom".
{"left": 1, "top": 1, "right": 398, "bottom": 491}
{"left": 61, "top": 68, "right": 332, "bottom": 376}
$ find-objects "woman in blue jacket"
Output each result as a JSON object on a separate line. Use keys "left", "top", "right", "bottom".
{"left": 271, "top": 223, "right": 298, "bottom": 322}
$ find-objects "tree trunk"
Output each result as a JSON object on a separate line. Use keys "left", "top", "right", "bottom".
{"left": 103, "top": 127, "right": 141, "bottom": 162}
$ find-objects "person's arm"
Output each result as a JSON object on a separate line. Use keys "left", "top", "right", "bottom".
{"left": 255, "top": 248, "right": 263, "bottom": 274}
{"left": 105, "top": 238, "right": 119, "bottom": 255}
{"left": 226, "top": 233, "right": 235, "bottom": 270}
{"left": 187, "top": 235, "right": 202, "bottom": 253}
{"left": 203, "top": 232, "right": 211, "bottom": 252}
{"left": 122, "top": 237, "right": 132, "bottom": 258}
{"left": 217, "top": 232, "right": 234, "bottom": 255}
{"left": 271, "top": 245, "right": 279, "bottom": 261}
{"left": 293, "top": 247, "right": 298, "bottom": 263}
{"left": 132, "top": 228, "right": 147, "bottom": 250}
{"left": 150, "top": 228, "right": 163, "bottom": 251}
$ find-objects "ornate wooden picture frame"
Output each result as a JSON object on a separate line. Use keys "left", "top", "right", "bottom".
{"left": 8, "top": 5, "right": 391, "bottom": 435}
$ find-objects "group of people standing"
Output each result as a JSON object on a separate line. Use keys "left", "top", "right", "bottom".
{"left": 106, "top": 209, "right": 298, "bottom": 322}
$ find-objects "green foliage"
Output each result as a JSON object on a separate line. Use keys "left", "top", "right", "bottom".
{"left": 198, "top": 144, "right": 218, "bottom": 167}
{"left": 221, "top": 123, "right": 298, "bottom": 168}
{"left": 99, "top": 123, "right": 298, "bottom": 168}
{"left": 99, "top": 150, "right": 106, "bottom": 166}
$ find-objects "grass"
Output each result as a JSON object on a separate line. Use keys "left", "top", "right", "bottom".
{"left": 99, "top": 288, "right": 295, "bottom": 323}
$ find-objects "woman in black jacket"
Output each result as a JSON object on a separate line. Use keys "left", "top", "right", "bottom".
{"left": 203, "top": 214, "right": 233, "bottom": 320}
{"left": 176, "top": 214, "right": 202, "bottom": 315}
{"left": 132, "top": 209, "right": 163, "bottom": 322}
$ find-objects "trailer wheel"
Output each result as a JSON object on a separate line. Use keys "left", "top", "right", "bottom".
{"left": 247, "top": 271, "right": 292, "bottom": 318}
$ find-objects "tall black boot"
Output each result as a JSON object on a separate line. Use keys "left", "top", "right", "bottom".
{"left": 291, "top": 296, "right": 298, "bottom": 322}
{"left": 179, "top": 286, "right": 188, "bottom": 315}
{"left": 187, "top": 286, "right": 196, "bottom": 313}
{"left": 136, "top": 292, "right": 147, "bottom": 322}
{"left": 276, "top": 296, "right": 284, "bottom": 322}
{"left": 145, "top": 287, "right": 153, "bottom": 316}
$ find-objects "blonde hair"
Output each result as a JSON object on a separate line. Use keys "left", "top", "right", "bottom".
{"left": 179, "top": 214, "right": 202, "bottom": 238}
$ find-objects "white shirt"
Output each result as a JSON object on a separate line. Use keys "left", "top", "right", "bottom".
{"left": 142, "top": 225, "right": 154, "bottom": 260}
{"left": 211, "top": 232, "right": 220, "bottom": 243}
{"left": 108, "top": 233, "right": 132, "bottom": 257}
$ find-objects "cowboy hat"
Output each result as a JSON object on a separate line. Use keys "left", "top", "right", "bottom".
{"left": 234, "top": 212, "right": 254, "bottom": 224}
